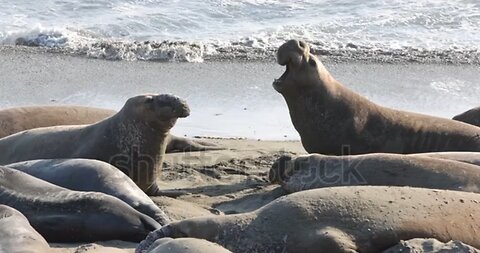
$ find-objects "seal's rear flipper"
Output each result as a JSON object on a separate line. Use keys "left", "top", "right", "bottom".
{"left": 166, "top": 135, "right": 224, "bottom": 153}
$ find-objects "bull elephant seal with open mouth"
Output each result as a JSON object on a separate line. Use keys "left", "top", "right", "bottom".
{"left": 137, "top": 186, "right": 480, "bottom": 253}
{"left": 0, "top": 94, "right": 188, "bottom": 195}
{"left": 269, "top": 153, "right": 480, "bottom": 193}
{"left": 0, "top": 205, "right": 50, "bottom": 253}
{"left": 273, "top": 40, "right": 480, "bottom": 155}
{"left": 0, "top": 166, "right": 160, "bottom": 242}
{"left": 0, "top": 105, "right": 221, "bottom": 153}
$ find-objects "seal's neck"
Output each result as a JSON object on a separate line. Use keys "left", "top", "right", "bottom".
{"left": 101, "top": 111, "right": 170, "bottom": 192}
{"left": 284, "top": 71, "right": 378, "bottom": 154}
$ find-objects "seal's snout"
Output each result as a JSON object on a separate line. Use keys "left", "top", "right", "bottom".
{"left": 277, "top": 40, "right": 309, "bottom": 67}
{"left": 269, "top": 155, "right": 294, "bottom": 184}
{"left": 156, "top": 94, "right": 190, "bottom": 118}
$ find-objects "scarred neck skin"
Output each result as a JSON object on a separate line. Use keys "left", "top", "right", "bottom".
{"left": 281, "top": 70, "right": 381, "bottom": 155}
{"left": 93, "top": 109, "right": 173, "bottom": 192}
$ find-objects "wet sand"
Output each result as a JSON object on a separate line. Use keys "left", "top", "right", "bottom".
{"left": 1, "top": 46, "right": 479, "bottom": 140}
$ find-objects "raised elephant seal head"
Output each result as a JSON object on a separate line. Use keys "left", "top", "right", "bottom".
{"left": 273, "top": 40, "right": 329, "bottom": 96}
{"left": 120, "top": 94, "right": 190, "bottom": 130}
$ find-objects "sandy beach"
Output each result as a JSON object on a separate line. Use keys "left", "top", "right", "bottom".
{"left": 45, "top": 138, "right": 305, "bottom": 252}
{"left": 1, "top": 46, "right": 480, "bottom": 252}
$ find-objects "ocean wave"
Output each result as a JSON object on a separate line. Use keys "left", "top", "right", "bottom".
{"left": 3, "top": 28, "right": 480, "bottom": 64}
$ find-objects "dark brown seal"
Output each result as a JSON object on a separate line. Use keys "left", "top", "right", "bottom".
{"left": 453, "top": 106, "right": 480, "bottom": 127}
{"left": 0, "top": 105, "right": 220, "bottom": 153}
{"left": 0, "top": 94, "right": 188, "bottom": 195}
{"left": 0, "top": 166, "right": 160, "bottom": 242}
{"left": 273, "top": 40, "right": 480, "bottom": 155}
{"left": 137, "top": 186, "right": 480, "bottom": 253}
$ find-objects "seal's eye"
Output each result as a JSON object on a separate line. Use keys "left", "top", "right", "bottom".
{"left": 144, "top": 96, "right": 154, "bottom": 104}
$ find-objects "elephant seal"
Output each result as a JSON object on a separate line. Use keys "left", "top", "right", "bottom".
{"left": 137, "top": 186, "right": 480, "bottom": 253}
{"left": 273, "top": 40, "right": 480, "bottom": 155}
{"left": 6, "top": 158, "right": 170, "bottom": 224}
{"left": 410, "top": 152, "right": 480, "bottom": 167}
{"left": 453, "top": 106, "right": 480, "bottom": 127}
{"left": 269, "top": 153, "right": 480, "bottom": 193}
{"left": 0, "top": 205, "right": 50, "bottom": 253}
{"left": 0, "top": 94, "right": 188, "bottom": 195}
{"left": 383, "top": 238, "right": 480, "bottom": 253}
{"left": 140, "top": 238, "right": 232, "bottom": 253}
{"left": 0, "top": 166, "right": 160, "bottom": 242}
{"left": 0, "top": 105, "right": 221, "bottom": 152}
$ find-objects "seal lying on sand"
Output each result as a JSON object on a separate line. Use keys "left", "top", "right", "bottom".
{"left": 273, "top": 40, "right": 480, "bottom": 155}
{"left": 0, "top": 166, "right": 160, "bottom": 242}
{"left": 0, "top": 94, "right": 188, "bottom": 195}
{"left": 141, "top": 238, "right": 232, "bottom": 253}
{"left": 7, "top": 158, "right": 170, "bottom": 224}
{"left": 137, "top": 186, "right": 480, "bottom": 253}
{"left": 0, "top": 205, "right": 50, "bottom": 253}
{"left": 0, "top": 105, "right": 220, "bottom": 152}
{"left": 453, "top": 106, "right": 480, "bottom": 127}
{"left": 269, "top": 153, "right": 480, "bottom": 193}
{"left": 410, "top": 152, "right": 480, "bottom": 167}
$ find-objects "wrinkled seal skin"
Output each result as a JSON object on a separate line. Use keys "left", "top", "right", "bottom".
{"left": 269, "top": 153, "right": 480, "bottom": 193}
{"left": 139, "top": 238, "right": 232, "bottom": 253}
{"left": 411, "top": 152, "right": 480, "bottom": 167}
{"left": 7, "top": 158, "right": 170, "bottom": 224}
{"left": 0, "top": 166, "right": 160, "bottom": 242}
{"left": 453, "top": 106, "right": 480, "bottom": 127}
{"left": 0, "top": 205, "right": 50, "bottom": 253}
{"left": 137, "top": 186, "right": 480, "bottom": 253}
{"left": 0, "top": 94, "right": 189, "bottom": 195}
{"left": 0, "top": 105, "right": 221, "bottom": 153}
{"left": 273, "top": 40, "right": 480, "bottom": 155}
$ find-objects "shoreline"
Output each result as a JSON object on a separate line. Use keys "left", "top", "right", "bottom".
{"left": 1, "top": 46, "right": 479, "bottom": 140}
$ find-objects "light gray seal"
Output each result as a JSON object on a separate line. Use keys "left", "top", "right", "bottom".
{"left": 137, "top": 186, "right": 480, "bottom": 253}
{"left": 0, "top": 204, "right": 50, "bottom": 253}
{"left": 141, "top": 238, "right": 232, "bottom": 253}
{"left": 269, "top": 153, "right": 480, "bottom": 193}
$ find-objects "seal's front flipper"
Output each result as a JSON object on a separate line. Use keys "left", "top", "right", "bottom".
{"left": 314, "top": 227, "right": 359, "bottom": 253}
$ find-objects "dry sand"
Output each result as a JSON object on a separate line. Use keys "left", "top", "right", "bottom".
{"left": 50, "top": 138, "right": 306, "bottom": 252}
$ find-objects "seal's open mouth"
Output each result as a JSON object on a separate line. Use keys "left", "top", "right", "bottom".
{"left": 273, "top": 40, "right": 309, "bottom": 92}
{"left": 273, "top": 64, "right": 290, "bottom": 89}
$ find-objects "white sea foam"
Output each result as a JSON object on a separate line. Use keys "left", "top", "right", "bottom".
{"left": 1, "top": 0, "right": 479, "bottom": 63}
